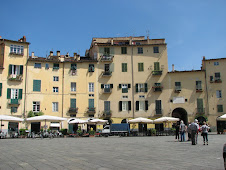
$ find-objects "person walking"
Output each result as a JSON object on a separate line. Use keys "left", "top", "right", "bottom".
{"left": 187, "top": 121, "right": 191, "bottom": 141}
{"left": 179, "top": 120, "right": 186, "bottom": 142}
{"left": 189, "top": 119, "right": 199, "bottom": 145}
{"left": 201, "top": 122, "right": 210, "bottom": 145}
{"left": 175, "top": 121, "right": 180, "bottom": 142}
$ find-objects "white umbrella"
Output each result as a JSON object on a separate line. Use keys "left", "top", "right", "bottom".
{"left": 87, "top": 119, "right": 108, "bottom": 125}
{"left": 129, "top": 117, "right": 153, "bottom": 124}
{"left": 68, "top": 118, "right": 88, "bottom": 124}
{"left": 0, "top": 115, "right": 24, "bottom": 131}
{"left": 217, "top": 114, "right": 226, "bottom": 121}
{"left": 26, "top": 115, "right": 67, "bottom": 131}
{"left": 153, "top": 117, "right": 179, "bottom": 124}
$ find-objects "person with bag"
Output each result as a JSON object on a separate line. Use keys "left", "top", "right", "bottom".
{"left": 201, "top": 122, "right": 210, "bottom": 145}
{"left": 189, "top": 119, "right": 199, "bottom": 145}
{"left": 179, "top": 120, "right": 186, "bottom": 142}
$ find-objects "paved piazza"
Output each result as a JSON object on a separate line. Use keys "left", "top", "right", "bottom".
{"left": 0, "top": 134, "right": 225, "bottom": 170}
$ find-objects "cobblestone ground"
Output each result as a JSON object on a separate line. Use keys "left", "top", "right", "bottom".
{"left": 0, "top": 133, "right": 225, "bottom": 170}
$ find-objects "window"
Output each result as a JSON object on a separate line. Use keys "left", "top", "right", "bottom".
{"left": 153, "top": 47, "right": 159, "bottom": 53}
{"left": 122, "top": 101, "right": 128, "bottom": 111}
{"left": 138, "top": 47, "right": 143, "bottom": 54}
{"left": 155, "top": 100, "right": 162, "bottom": 114}
{"left": 122, "top": 84, "right": 128, "bottom": 93}
{"left": 7, "top": 88, "right": 22, "bottom": 100}
{"left": 122, "top": 96, "right": 128, "bottom": 99}
{"left": 122, "top": 63, "right": 127, "bottom": 72}
{"left": 34, "top": 63, "right": 41, "bottom": 69}
{"left": 104, "top": 47, "right": 110, "bottom": 55}
{"left": 89, "top": 64, "right": 95, "bottom": 72}
{"left": 0, "top": 83, "right": 2, "bottom": 97}
{"left": 53, "top": 76, "right": 59, "bottom": 81}
{"left": 138, "top": 63, "right": 144, "bottom": 72}
{"left": 216, "top": 90, "right": 222, "bottom": 98}
{"left": 154, "top": 62, "right": 160, "bottom": 71}
{"left": 33, "top": 80, "right": 41, "bottom": 92}
{"left": 197, "top": 98, "right": 204, "bottom": 113}
{"left": 217, "top": 105, "right": 223, "bottom": 112}
{"left": 139, "top": 101, "right": 145, "bottom": 111}
{"left": 89, "top": 83, "right": 94, "bottom": 92}
{"left": 53, "top": 63, "right": 59, "bottom": 70}
{"left": 52, "top": 102, "right": 58, "bottom": 112}
{"left": 8, "top": 65, "right": 23, "bottom": 76}
{"left": 136, "top": 101, "right": 148, "bottom": 111}
{"left": 104, "top": 101, "right": 110, "bottom": 111}
{"left": 121, "top": 47, "right": 127, "bottom": 54}
{"left": 11, "top": 107, "right": 18, "bottom": 113}
{"left": 10, "top": 45, "right": 24, "bottom": 55}
{"left": 53, "top": 87, "right": 59, "bottom": 93}
{"left": 214, "top": 62, "right": 219, "bottom": 66}
{"left": 45, "top": 63, "right": 49, "bottom": 69}
{"left": 33, "top": 101, "right": 40, "bottom": 112}
{"left": 175, "top": 82, "right": 181, "bottom": 91}
{"left": 71, "top": 64, "right": 77, "bottom": 75}
{"left": 88, "top": 99, "right": 94, "bottom": 110}
{"left": 215, "top": 72, "right": 221, "bottom": 80}
{"left": 136, "top": 83, "right": 148, "bottom": 92}
{"left": 89, "top": 94, "right": 94, "bottom": 97}
{"left": 70, "top": 99, "right": 76, "bottom": 108}
{"left": 119, "top": 101, "right": 131, "bottom": 111}
{"left": 71, "top": 82, "right": 76, "bottom": 92}
{"left": 196, "top": 81, "right": 202, "bottom": 90}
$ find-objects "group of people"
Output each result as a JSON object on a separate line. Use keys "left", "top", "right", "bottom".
{"left": 175, "top": 119, "right": 210, "bottom": 145}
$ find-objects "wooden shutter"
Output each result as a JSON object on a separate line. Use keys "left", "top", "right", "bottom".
{"left": 154, "top": 62, "right": 160, "bottom": 71}
{"left": 136, "top": 84, "right": 138, "bottom": 92}
{"left": 0, "top": 83, "right": 2, "bottom": 96}
{"left": 20, "top": 65, "right": 23, "bottom": 75}
{"left": 145, "top": 83, "right": 148, "bottom": 92}
{"left": 119, "top": 84, "right": 121, "bottom": 88}
{"left": 89, "top": 99, "right": 94, "bottom": 109}
{"left": 136, "top": 101, "right": 139, "bottom": 111}
{"left": 128, "top": 84, "right": 131, "bottom": 88}
{"left": 33, "top": 80, "right": 41, "bottom": 92}
{"left": 104, "top": 101, "right": 110, "bottom": 111}
{"left": 8, "top": 65, "right": 12, "bottom": 75}
{"left": 110, "top": 84, "right": 113, "bottom": 88}
{"left": 128, "top": 101, "right": 131, "bottom": 111}
{"left": 119, "top": 101, "right": 122, "bottom": 111}
{"left": 197, "top": 98, "right": 203, "bottom": 109}
{"left": 101, "top": 84, "right": 104, "bottom": 89}
{"left": 18, "top": 89, "right": 23, "bottom": 99}
{"left": 7, "top": 88, "right": 11, "bottom": 99}
{"left": 156, "top": 100, "right": 162, "bottom": 110}
{"left": 70, "top": 99, "right": 76, "bottom": 108}
{"left": 110, "top": 47, "right": 114, "bottom": 55}
{"left": 110, "top": 63, "right": 114, "bottom": 72}
{"left": 145, "top": 100, "right": 148, "bottom": 110}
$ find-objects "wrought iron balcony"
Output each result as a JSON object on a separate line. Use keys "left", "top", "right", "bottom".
{"left": 102, "top": 71, "right": 112, "bottom": 76}
{"left": 103, "top": 110, "right": 112, "bottom": 118}
{"left": 8, "top": 74, "right": 23, "bottom": 81}
{"left": 87, "top": 107, "right": 96, "bottom": 113}
{"left": 152, "top": 70, "right": 162, "bottom": 75}
{"left": 68, "top": 107, "right": 78, "bottom": 113}
{"left": 100, "top": 55, "right": 114, "bottom": 62}
{"left": 102, "top": 88, "right": 112, "bottom": 93}
{"left": 8, "top": 99, "right": 20, "bottom": 105}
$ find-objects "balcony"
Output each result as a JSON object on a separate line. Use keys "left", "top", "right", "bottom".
{"left": 102, "top": 71, "right": 112, "bottom": 76}
{"left": 103, "top": 110, "right": 112, "bottom": 118}
{"left": 152, "top": 70, "right": 162, "bottom": 75}
{"left": 68, "top": 107, "right": 78, "bottom": 113}
{"left": 9, "top": 52, "right": 24, "bottom": 56}
{"left": 196, "top": 88, "right": 203, "bottom": 92}
{"left": 8, "top": 99, "right": 20, "bottom": 105}
{"left": 100, "top": 55, "right": 114, "bottom": 62}
{"left": 87, "top": 107, "right": 96, "bottom": 113}
{"left": 102, "top": 88, "right": 112, "bottom": 93}
{"left": 196, "top": 108, "right": 205, "bottom": 114}
{"left": 152, "top": 84, "right": 163, "bottom": 92}
{"left": 8, "top": 74, "right": 23, "bottom": 81}
{"left": 215, "top": 78, "right": 222, "bottom": 83}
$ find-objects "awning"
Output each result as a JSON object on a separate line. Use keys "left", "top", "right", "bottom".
{"left": 50, "top": 123, "right": 60, "bottom": 127}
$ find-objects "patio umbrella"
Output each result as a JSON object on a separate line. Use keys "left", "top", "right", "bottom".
{"left": 128, "top": 117, "right": 153, "bottom": 124}
{"left": 87, "top": 119, "right": 108, "bottom": 125}
{"left": 26, "top": 115, "right": 67, "bottom": 131}
{"left": 68, "top": 118, "right": 88, "bottom": 124}
{"left": 0, "top": 115, "right": 24, "bottom": 131}
{"left": 217, "top": 114, "right": 226, "bottom": 121}
{"left": 153, "top": 117, "right": 179, "bottom": 124}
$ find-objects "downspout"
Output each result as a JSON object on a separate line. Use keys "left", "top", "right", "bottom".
{"left": 24, "top": 45, "right": 29, "bottom": 119}
{"left": 61, "top": 62, "right": 65, "bottom": 128}
{"left": 131, "top": 38, "right": 135, "bottom": 118}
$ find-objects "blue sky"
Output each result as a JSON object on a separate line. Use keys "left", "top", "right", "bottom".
{"left": 1, "top": 0, "right": 226, "bottom": 71}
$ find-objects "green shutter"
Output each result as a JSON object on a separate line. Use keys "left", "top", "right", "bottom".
{"left": 197, "top": 98, "right": 203, "bottom": 109}
{"left": 18, "top": 89, "right": 23, "bottom": 99}
{"left": 20, "top": 65, "right": 23, "bottom": 75}
{"left": 89, "top": 99, "right": 94, "bottom": 109}
{"left": 68, "top": 124, "right": 73, "bottom": 133}
{"left": 33, "top": 80, "right": 41, "bottom": 92}
{"left": 110, "top": 63, "right": 114, "bottom": 72}
{"left": 138, "top": 63, "right": 144, "bottom": 71}
{"left": 154, "top": 62, "right": 160, "bottom": 71}
{"left": 136, "top": 84, "right": 138, "bottom": 92}
{"left": 119, "top": 101, "right": 122, "bottom": 111}
{"left": 70, "top": 99, "right": 76, "bottom": 108}
{"left": 0, "top": 83, "right": 2, "bottom": 96}
{"left": 122, "top": 63, "right": 127, "bottom": 72}
{"left": 145, "top": 83, "right": 148, "bottom": 92}
{"left": 104, "top": 101, "right": 110, "bottom": 111}
{"left": 8, "top": 65, "right": 12, "bottom": 75}
{"left": 7, "top": 88, "right": 11, "bottom": 99}
{"left": 128, "top": 101, "right": 131, "bottom": 111}
{"left": 136, "top": 101, "right": 139, "bottom": 111}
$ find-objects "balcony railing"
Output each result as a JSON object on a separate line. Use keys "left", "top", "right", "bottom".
{"left": 196, "top": 87, "right": 203, "bottom": 92}
{"left": 8, "top": 99, "right": 20, "bottom": 105}
{"left": 152, "top": 70, "right": 162, "bottom": 75}
{"left": 8, "top": 74, "right": 23, "bottom": 81}
{"left": 100, "top": 55, "right": 114, "bottom": 62}
{"left": 102, "top": 88, "right": 112, "bottom": 93}
{"left": 102, "top": 71, "right": 112, "bottom": 76}
{"left": 103, "top": 110, "right": 112, "bottom": 118}
{"left": 196, "top": 108, "right": 205, "bottom": 114}
{"left": 9, "top": 52, "right": 24, "bottom": 56}
{"left": 87, "top": 107, "right": 96, "bottom": 113}
{"left": 68, "top": 107, "right": 78, "bottom": 113}
{"left": 215, "top": 78, "right": 222, "bottom": 83}
{"left": 152, "top": 86, "right": 163, "bottom": 92}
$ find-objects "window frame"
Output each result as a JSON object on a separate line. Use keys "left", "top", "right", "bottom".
{"left": 216, "top": 90, "right": 222, "bottom": 98}
{"left": 138, "top": 63, "right": 144, "bottom": 72}
{"left": 33, "top": 101, "right": 40, "bottom": 112}
{"left": 89, "top": 83, "right": 94, "bottom": 92}
{"left": 153, "top": 46, "right": 159, "bottom": 53}
{"left": 53, "top": 87, "right": 59, "bottom": 93}
{"left": 122, "top": 63, "right": 127, "bottom": 72}
{"left": 53, "top": 76, "right": 59, "bottom": 82}
{"left": 52, "top": 102, "right": 58, "bottom": 112}
{"left": 137, "top": 47, "right": 143, "bottom": 54}
{"left": 34, "top": 63, "right": 41, "bottom": 69}
{"left": 121, "top": 47, "right": 127, "bottom": 54}
{"left": 71, "top": 82, "right": 76, "bottom": 92}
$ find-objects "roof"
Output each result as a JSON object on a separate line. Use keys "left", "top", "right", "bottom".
{"left": 0, "top": 38, "right": 30, "bottom": 45}
{"left": 204, "top": 57, "right": 226, "bottom": 61}
{"left": 168, "top": 70, "right": 204, "bottom": 74}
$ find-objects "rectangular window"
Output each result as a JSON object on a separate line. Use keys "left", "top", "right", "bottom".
{"left": 70, "top": 99, "right": 76, "bottom": 108}
{"left": 53, "top": 76, "right": 59, "bottom": 81}
{"left": 122, "top": 84, "right": 128, "bottom": 93}
{"left": 122, "top": 63, "right": 127, "bottom": 72}
{"left": 139, "top": 101, "right": 145, "bottom": 111}
{"left": 89, "top": 94, "right": 94, "bottom": 97}
{"left": 217, "top": 105, "right": 223, "bottom": 112}
{"left": 197, "top": 98, "right": 204, "bottom": 113}
{"left": 216, "top": 90, "right": 222, "bottom": 98}
{"left": 7, "top": 88, "right": 22, "bottom": 100}
{"left": 11, "top": 89, "right": 19, "bottom": 99}
{"left": 45, "top": 63, "right": 49, "bottom": 69}
{"left": 215, "top": 72, "right": 221, "bottom": 80}
{"left": 53, "top": 63, "right": 59, "bottom": 70}
{"left": 196, "top": 81, "right": 202, "bottom": 90}
{"left": 33, "top": 80, "right": 41, "bottom": 92}
{"left": 11, "top": 107, "right": 18, "bottom": 113}
{"left": 34, "top": 63, "right": 41, "bottom": 69}
{"left": 8, "top": 65, "right": 23, "bottom": 76}
{"left": 175, "top": 82, "right": 181, "bottom": 91}
{"left": 138, "top": 63, "right": 144, "bottom": 72}
{"left": 33, "top": 101, "right": 40, "bottom": 112}
{"left": 121, "top": 47, "right": 127, "bottom": 54}
{"left": 89, "top": 64, "right": 95, "bottom": 72}
{"left": 0, "top": 83, "right": 2, "bottom": 97}
{"left": 89, "top": 83, "right": 94, "bottom": 92}
{"left": 89, "top": 99, "right": 94, "bottom": 110}
{"left": 154, "top": 62, "right": 160, "bottom": 71}
{"left": 71, "top": 82, "right": 76, "bottom": 92}
{"left": 52, "top": 102, "right": 58, "bottom": 112}
{"left": 104, "top": 101, "right": 110, "bottom": 111}
{"left": 10, "top": 45, "right": 24, "bottom": 54}
{"left": 214, "top": 62, "right": 219, "bottom": 66}
{"left": 104, "top": 47, "right": 110, "bottom": 55}
{"left": 122, "top": 101, "right": 128, "bottom": 111}
{"left": 155, "top": 100, "right": 162, "bottom": 114}
{"left": 153, "top": 47, "right": 159, "bottom": 53}
{"left": 53, "top": 87, "right": 59, "bottom": 93}
{"left": 137, "top": 47, "right": 143, "bottom": 54}
{"left": 71, "top": 64, "right": 77, "bottom": 75}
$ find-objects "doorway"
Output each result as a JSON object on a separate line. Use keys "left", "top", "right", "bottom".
{"left": 172, "top": 108, "right": 188, "bottom": 125}
{"left": 31, "top": 122, "right": 40, "bottom": 133}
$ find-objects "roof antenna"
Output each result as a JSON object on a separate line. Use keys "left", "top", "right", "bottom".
{"left": 146, "top": 30, "right": 150, "bottom": 39}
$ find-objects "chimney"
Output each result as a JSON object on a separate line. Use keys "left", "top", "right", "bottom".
{"left": 57, "top": 51, "right": 60, "bottom": 56}
{"left": 0, "top": 36, "right": 2, "bottom": 39}
{"left": 50, "top": 51, "right": 53, "bottom": 56}
{"left": 23, "top": 36, "right": 26, "bottom": 42}
{"left": 201, "top": 56, "right": 206, "bottom": 70}
{"left": 172, "top": 64, "right": 175, "bottom": 72}
{"left": 73, "top": 53, "right": 77, "bottom": 60}
{"left": 31, "top": 52, "right": 35, "bottom": 58}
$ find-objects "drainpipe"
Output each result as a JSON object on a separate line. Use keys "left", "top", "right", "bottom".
{"left": 131, "top": 38, "right": 135, "bottom": 118}
{"left": 61, "top": 62, "right": 65, "bottom": 129}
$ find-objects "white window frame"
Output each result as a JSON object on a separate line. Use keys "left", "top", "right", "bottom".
{"left": 139, "top": 101, "right": 145, "bottom": 111}
{"left": 52, "top": 102, "right": 58, "bottom": 112}
{"left": 104, "top": 84, "right": 110, "bottom": 89}
{"left": 89, "top": 83, "right": 94, "bottom": 92}
{"left": 10, "top": 65, "right": 20, "bottom": 76}
{"left": 11, "top": 89, "right": 19, "bottom": 99}
{"left": 122, "top": 101, "right": 128, "bottom": 111}
{"left": 53, "top": 76, "right": 59, "bottom": 82}
{"left": 138, "top": 83, "right": 144, "bottom": 92}
{"left": 71, "top": 82, "right": 76, "bottom": 92}
{"left": 214, "top": 62, "right": 219, "bottom": 66}
{"left": 53, "top": 87, "right": 59, "bottom": 93}
{"left": 122, "top": 84, "right": 128, "bottom": 89}
{"left": 216, "top": 90, "right": 222, "bottom": 98}
{"left": 33, "top": 101, "right": 40, "bottom": 112}
{"left": 10, "top": 45, "right": 24, "bottom": 54}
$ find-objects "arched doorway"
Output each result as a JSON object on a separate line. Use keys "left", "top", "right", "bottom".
{"left": 196, "top": 116, "right": 207, "bottom": 126}
{"left": 121, "top": 119, "right": 128, "bottom": 123}
{"left": 172, "top": 108, "right": 188, "bottom": 125}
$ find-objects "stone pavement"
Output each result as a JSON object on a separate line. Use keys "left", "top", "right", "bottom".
{"left": 0, "top": 133, "right": 225, "bottom": 170}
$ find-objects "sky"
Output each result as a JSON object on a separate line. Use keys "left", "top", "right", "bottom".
{"left": 1, "top": 0, "right": 226, "bottom": 71}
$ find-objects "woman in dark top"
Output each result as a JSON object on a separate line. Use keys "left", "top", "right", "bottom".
{"left": 175, "top": 121, "right": 180, "bottom": 141}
